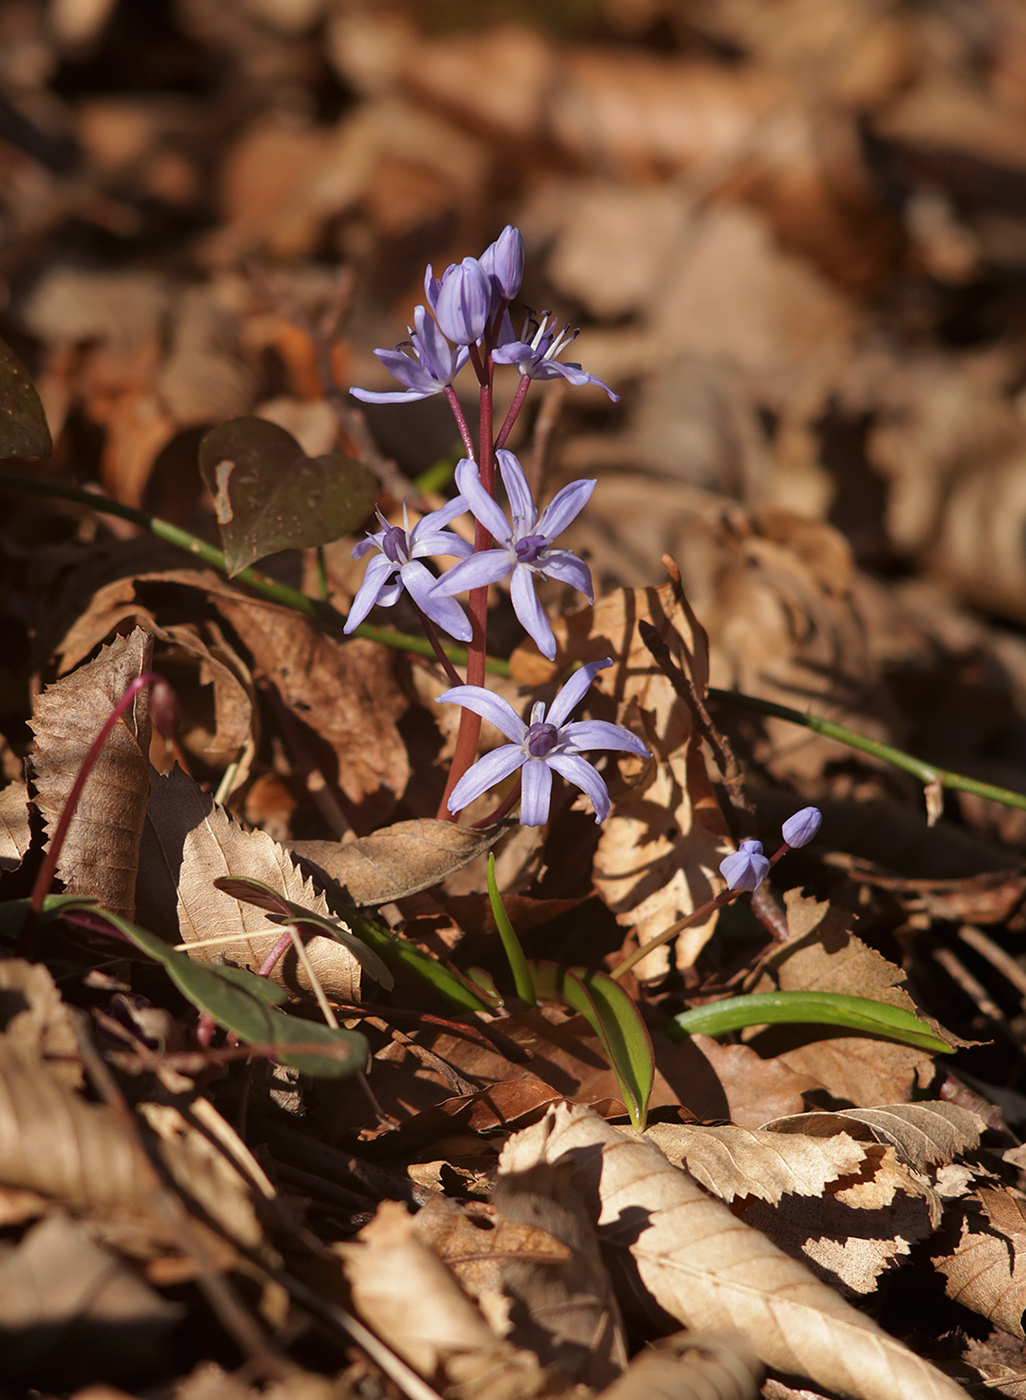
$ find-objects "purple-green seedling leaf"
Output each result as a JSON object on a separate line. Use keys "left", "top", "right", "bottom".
{"left": 486, "top": 853, "right": 536, "bottom": 1007}
{"left": 198, "top": 417, "right": 376, "bottom": 577}
{"left": 62, "top": 899, "right": 367, "bottom": 1078}
{"left": 532, "top": 961, "right": 655, "bottom": 1130}
{"left": 669, "top": 990, "right": 953, "bottom": 1054}
{"left": 213, "top": 874, "right": 394, "bottom": 989}
{"left": 0, "top": 338, "right": 51, "bottom": 460}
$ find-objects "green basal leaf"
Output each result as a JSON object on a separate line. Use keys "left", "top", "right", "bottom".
{"left": 58, "top": 898, "right": 367, "bottom": 1078}
{"left": 532, "top": 961, "right": 655, "bottom": 1130}
{"left": 213, "top": 874, "right": 395, "bottom": 990}
{"left": 486, "top": 854, "right": 536, "bottom": 1007}
{"left": 669, "top": 990, "right": 952, "bottom": 1054}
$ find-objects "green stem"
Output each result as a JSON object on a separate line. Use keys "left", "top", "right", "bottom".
{"left": 0, "top": 471, "right": 510, "bottom": 677}
{"left": 707, "top": 687, "right": 1026, "bottom": 812}
{"left": 487, "top": 853, "right": 536, "bottom": 1007}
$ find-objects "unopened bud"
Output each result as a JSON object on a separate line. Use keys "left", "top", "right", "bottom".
{"left": 149, "top": 676, "right": 179, "bottom": 740}
{"left": 781, "top": 806, "right": 822, "bottom": 849}
{"left": 720, "top": 838, "right": 770, "bottom": 893}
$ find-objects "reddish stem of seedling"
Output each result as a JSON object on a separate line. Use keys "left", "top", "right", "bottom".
{"left": 473, "top": 775, "right": 522, "bottom": 827}
{"left": 495, "top": 375, "right": 531, "bottom": 451}
{"left": 28, "top": 672, "right": 169, "bottom": 920}
{"left": 257, "top": 929, "right": 294, "bottom": 978}
{"left": 417, "top": 609, "right": 464, "bottom": 688}
{"left": 443, "top": 385, "right": 475, "bottom": 460}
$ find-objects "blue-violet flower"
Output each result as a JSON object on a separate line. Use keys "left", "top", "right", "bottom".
{"left": 493, "top": 311, "right": 619, "bottom": 401}
{"left": 345, "top": 498, "right": 473, "bottom": 641}
{"left": 430, "top": 449, "right": 594, "bottom": 661}
{"left": 479, "top": 225, "right": 525, "bottom": 312}
{"left": 438, "top": 658, "right": 648, "bottom": 825}
{"left": 350, "top": 304, "right": 468, "bottom": 405}
{"left": 425, "top": 256, "right": 492, "bottom": 347}
{"left": 781, "top": 806, "right": 822, "bottom": 848}
{"left": 720, "top": 839, "right": 770, "bottom": 893}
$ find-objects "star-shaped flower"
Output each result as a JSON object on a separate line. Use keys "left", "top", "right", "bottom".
{"left": 344, "top": 498, "right": 473, "bottom": 640}
{"left": 438, "top": 659, "right": 648, "bottom": 825}
{"left": 493, "top": 311, "right": 619, "bottom": 401}
{"left": 350, "top": 305, "right": 469, "bottom": 405}
{"left": 430, "top": 449, "right": 594, "bottom": 660}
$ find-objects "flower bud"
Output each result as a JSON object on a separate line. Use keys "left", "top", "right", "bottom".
{"left": 149, "top": 676, "right": 179, "bottom": 740}
{"left": 720, "top": 838, "right": 770, "bottom": 893}
{"left": 781, "top": 806, "right": 822, "bottom": 848}
{"left": 432, "top": 257, "right": 491, "bottom": 346}
{"left": 480, "top": 225, "right": 524, "bottom": 304}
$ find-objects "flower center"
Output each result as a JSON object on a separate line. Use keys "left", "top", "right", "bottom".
{"left": 381, "top": 524, "right": 409, "bottom": 565}
{"left": 525, "top": 721, "right": 559, "bottom": 758}
{"left": 514, "top": 534, "right": 547, "bottom": 565}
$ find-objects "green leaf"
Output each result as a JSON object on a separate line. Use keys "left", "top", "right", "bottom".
{"left": 198, "top": 417, "right": 376, "bottom": 576}
{"left": 486, "top": 854, "right": 536, "bottom": 1007}
{"left": 0, "top": 338, "right": 51, "bottom": 460}
{"left": 60, "top": 899, "right": 368, "bottom": 1077}
{"left": 532, "top": 961, "right": 655, "bottom": 1130}
{"left": 668, "top": 990, "right": 952, "bottom": 1054}
{"left": 213, "top": 874, "right": 395, "bottom": 990}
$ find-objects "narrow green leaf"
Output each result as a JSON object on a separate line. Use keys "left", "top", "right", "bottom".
{"left": 0, "top": 338, "right": 51, "bottom": 460}
{"left": 213, "top": 874, "right": 395, "bottom": 990}
{"left": 487, "top": 854, "right": 536, "bottom": 1007}
{"left": 668, "top": 990, "right": 952, "bottom": 1054}
{"left": 198, "top": 417, "right": 376, "bottom": 576}
{"left": 60, "top": 899, "right": 367, "bottom": 1077}
{"left": 532, "top": 961, "right": 655, "bottom": 1130}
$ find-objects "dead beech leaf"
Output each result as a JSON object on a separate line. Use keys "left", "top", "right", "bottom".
{"left": 595, "top": 1330, "right": 762, "bottom": 1400}
{"left": 290, "top": 818, "right": 507, "bottom": 906}
{"left": 932, "top": 1186, "right": 1026, "bottom": 1339}
{"left": 516, "top": 578, "right": 729, "bottom": 977}
{"left": 0, "top": 782, "right": 31, "bottom": 872}
{"left": 414, "top": 1195, "right": 571, "bottom": 1302}
{"left": 764, "top": 1102, "right": 984, "bottom": 1171}
{"left": 644, "top": 1122, "right": 869, "bottom": 1205}
{"left": 500, "top": 1104, "right": 968, "bottom": 1400}
{"left": 0, "top": 960, "right": 82, "bottom": 1089}
{"left": 140, "top": 764, "right": 361, "bottom": 1003}
{"left": 29, "top": 627, "right": 154, "bottom": 922}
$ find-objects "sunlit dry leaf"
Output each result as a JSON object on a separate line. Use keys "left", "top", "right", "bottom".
{"left": 30, "top": 628, "right": 153, "bottom": 922}
{"left": 764, "top": 1102, "right": 985, "bottom": 1171}
{"left": 0, "top": 960, "right": 82, "bottom": 1090}
{"left": 644, "top": 1122, "right": 869, "bottom": 1205}
{"left": 414, "top": 1195, "right": 570, "bottom": 1301}
{"left": 932, "top": 1185, "right": 1026, "bottom": 1339}
{"left": 0, "top": 782, "right": 31, "bottom": 872}
{"left": 594, "top": 1329, "right": 762, "bottom": 1400}
{"left": 501, "top": 1104, "right": 968, "bottom": 1400}
{"left": 140, "top": 763, "right": 361, "bottom": 1002}
{"left": 291, "top": 818, "right": 507, "bottom": 906}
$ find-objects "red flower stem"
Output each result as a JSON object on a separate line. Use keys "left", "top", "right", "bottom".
{"left": 257, "top": 929, "right": 294, "bottom": 978}
{"left": 417, "top": 609, "right": 464, "bottom": 687}
{"left": 495, "top": 375, "right": 531, "bottom": 451}
{"left": 472, "top": 775, "right": 522, "bottom": 827}
{"left": 28, "top": 672, "right": 164, "bottom": 919}
{"left": 444, "top": 386, "right": 475, "bottom": 460}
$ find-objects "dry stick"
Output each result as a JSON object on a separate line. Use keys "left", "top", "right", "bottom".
{"left": 931, "top": 945, "right": 1026, "bottom": 1064}
{"left": 958, "top": 924, "right": 1026, "bottom": 1008}
{"left": 73, "top": 1011, "right": 293, "bottom": 1381}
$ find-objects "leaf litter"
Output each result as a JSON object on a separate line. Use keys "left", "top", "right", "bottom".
{"left": 7, "top": 1, "right": 1026, "bottom": 1397}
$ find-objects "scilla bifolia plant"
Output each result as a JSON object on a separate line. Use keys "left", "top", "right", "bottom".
{"left": 347, "top": 226, "right": 647, "bottom": 824}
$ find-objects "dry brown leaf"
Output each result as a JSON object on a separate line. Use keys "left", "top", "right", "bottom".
{"left": 764, "top": 1102, "right": 985, "bottom": 1171}
{"left": 0, "top": 782, "right": 31, "bottom": 872}
{"left": 500, "top": 1103, "right": 968, "bottom": 1400}
{"left": 594, "top": 1329, "right": 762, "bottom": 1400}
{"left": 644, "top": 1122, "right": 869, "bottom": 1205}
{"left": 514, "top": 578, "right": 729, "bottom": 977}
{"left": 139, "top": 763, "right": 361, "bottom": 1002}
{"left": 30, "top": 628, "right": 154, "bottom": 922}
{"left": 413, "top": 1194, "right": 570, "bottom": 1301}
{"left": 932, "top": 1185, "right": 1026, "bottom": 1339}
{"left": 0, "top": 960, "right": 82, "bottom": 1090}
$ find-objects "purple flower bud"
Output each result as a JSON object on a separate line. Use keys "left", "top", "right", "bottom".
{"left": 427, "top": 257, "right": 491, "bottom": 346}
{"left": 149, "top": 677, "right": 179, "bottom": 740}
{"left": 781, "top": 806, "right": 822, "bottom": 848}
{"left": 480, "top": 225, "right": 524, "bottom": 306}
{"left": 720, "top": 839, "right": 770, "bottom": 893}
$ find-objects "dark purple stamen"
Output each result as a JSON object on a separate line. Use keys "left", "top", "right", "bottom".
{"left": 526, "top": 722, "right": 558, "bottom": 758}
{"left": 514, "top": 534, "right": 547, "bottom": 565}
{"left": 381, "top": 524, "right": 409, "bottom": 565}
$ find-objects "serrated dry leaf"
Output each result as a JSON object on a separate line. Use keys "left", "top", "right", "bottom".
{"left": 500, "top": 1103, "right": 968, "bottom": 1400}
{"left": 291, "top": 819, "right": 507, "bottom": 906}
{"left": 139, "top": 764, "right": 361, "bottom": 1002}
{"left": 594, "top": 1330, "right": 762, "bottom": 1400}
{"left": 765, "top": 1102, "right": 985, "bottom": 1171}
{"left": 30, "top": 628, "right": 154, "bottom": 922}
{"left": 644, "top": 1122, "right": 869, "bottom": 1205}
{"left": 0, "top": 960, "right": 82, "bottom": 1089}
{"left": 0, "top": 782, "right": 31, "bottom": 872}
{"left": 932, "top": 1186, "right": 1026, "bottom": 1339}
{"left": 414, "top": 1195, "right": 571, "bottom": 1300}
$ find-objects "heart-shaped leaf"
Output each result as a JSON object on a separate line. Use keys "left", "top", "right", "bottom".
{"left": 0, "top": 337, "right": 51, "bottom": 460}
{"left": 198, "top": 417, "right": 376, "bottom": 576}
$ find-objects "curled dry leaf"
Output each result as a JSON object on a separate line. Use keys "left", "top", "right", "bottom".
{"left": 932, "top": 1185, "right": 1026, "bottom": 1339}
{"left": 139, "top": 763, "right": 361, "bottom": 1002}
{"left": 29, "top": 627, "right": 154, "bottom": 922}
{"left": 0, "top": 959, "right": 82, "bottom": 1089}
{"left": 594, "top": 1330, "right": 762, "bottom": 1400}
{"left": 500, "top": 1103, "right": 968, "bottom": 1400}
{"left": 0, "top": 782, "right": 31, "bottom": 872}
{"left": 764, "top": 1102, "right": 985, "bottom": 1171}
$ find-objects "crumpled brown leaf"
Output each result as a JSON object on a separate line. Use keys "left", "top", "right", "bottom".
{"left": 500, "top": 1103, "right": 968, "bottom": 1400}
{"left": 30, "top": 627, "right": 154, "bottom": 922}
{"left": 594, "top": 1330, "right": 762, "bottom": 1400}
{"left": 932, "top": 1185, "right": 1026, "bottom": 1339}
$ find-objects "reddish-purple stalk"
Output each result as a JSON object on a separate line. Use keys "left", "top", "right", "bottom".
{"left": 418, "top": 610, "right": 464, "bottom": 688}
{"left": 28, "top": 672, "right": 171, "bottom": 919}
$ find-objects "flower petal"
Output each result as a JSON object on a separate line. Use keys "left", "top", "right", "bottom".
{"left": 480, "top": 225, "right": 524, "bottom": 303}
{"left": 519, "top": 758, "right": 553, "bottom": 826}
{"left": 350, "top": 385, "right": 439, "bottom": 405}
{"left": 414, "top": 493, "right": 469, "bottom": 533}
{"left": 454, "top": 459, "right": 511, "bottom": 543}
{"left": 431, "top": 548, "right": 513, "bottom": 597}
{"left": 434, "top": 258, "right": 491, "bottom": 345}
{"left": 436, "top": 685, "right": 526, "bottom": 743}
{"left": 562, "top": 719, "right": 648, "bottom": 756}
{"left": 547, "top": 752, "right": 610, "bottom": 822}
{"left": 546, "top": 658, "right": 612, "bottom": 727}
{"left": 538, "top": 549, "right": 593, "bottom": 601}
{"left": 529, "top": 359, "right": 620, "bottom": 401}
{"left": 536, "top": 477, "right": 595, "bottom": 540}
{"left": 510, "top": 565, "right": 555, "bottom": 660}
{"left": 496, "top": 449, "right": 536, "bottom": 527}
{"left": 400, "top": 560, "right": 472, "bottom": 641}
{"left": 447, "top": 745, "right": 526, "bottom": 813}
{"left": 343, "top": 553, "right": 396, "bottom": 633}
